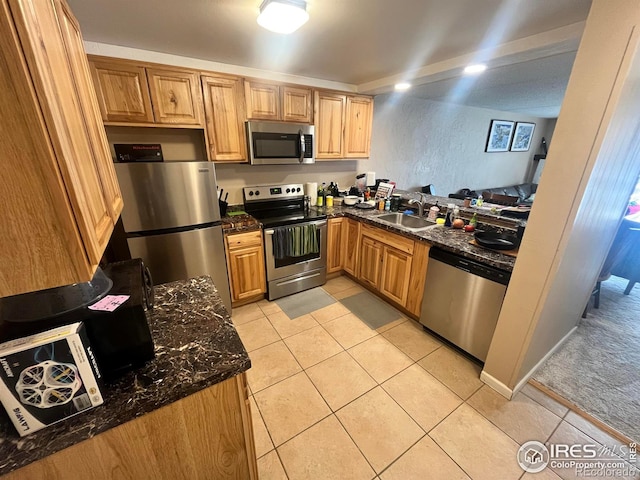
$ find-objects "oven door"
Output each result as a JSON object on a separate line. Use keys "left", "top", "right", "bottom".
{"left": 263, "top": 219, "right": 327, "bottom": 280}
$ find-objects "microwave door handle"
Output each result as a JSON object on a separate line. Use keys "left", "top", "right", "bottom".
{"left": 299, "top": 130, "right": 305, "bottom": 164}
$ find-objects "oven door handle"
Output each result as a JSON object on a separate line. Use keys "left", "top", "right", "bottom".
{"left": 264, "top": 219, "right": 327, "bottom": 235}
{"left": 298, "top": 129, "right": 305, "bottom": 164}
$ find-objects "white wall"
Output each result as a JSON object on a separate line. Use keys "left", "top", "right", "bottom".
{"left": 366, "top": 94, "right": 552, "bottom": 196}
{"left": 482, "top": 0, "right": 640, "bottom": 393}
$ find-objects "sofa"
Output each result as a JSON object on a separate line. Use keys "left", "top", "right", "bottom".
{"left": 449, "top": 183, "right": 538, "bottom": 205}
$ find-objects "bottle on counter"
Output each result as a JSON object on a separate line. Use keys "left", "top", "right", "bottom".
{"left": 384, "top": 198, "right": 391, "bottom": 211}
{"left": 378, "top": 198, "right": 385, "bottom": 210}
{"left": 444, "top": 203, "right": 455, "bottom": 227}
{"left": 470, "top": 212, "right": 478, "bottom": 227}
{"left": 476, "top": 194, "right": 484, "bottom": 207}
{"left": 453, "top": 206, "right": 460, "bottom": 219}
{"left": 428, "top": 202, "right": 440, "bottom": 221}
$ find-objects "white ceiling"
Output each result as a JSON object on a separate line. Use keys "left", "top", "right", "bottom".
{"left": 68, "top": 0, "right": 593, "bottom": 118}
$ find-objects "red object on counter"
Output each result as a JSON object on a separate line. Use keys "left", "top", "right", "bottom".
{"left": 464, "top": 225, "right": 475, "bottom": 232}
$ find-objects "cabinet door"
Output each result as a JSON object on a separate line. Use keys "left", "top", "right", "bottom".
{"left": 314, "top": 91, "right": 346, "bottom": 159}
{"left": 380, "top": 246, "right": 413, "bottom": 306}
{"left": 147, "top": 68, "right": 203, "bottom": 125}
{"left": 55, "top": 0, "right": 123, "bottom": 222}
{"left": 358, "top": 236, "right": 382, "bottom": 289}
{"left": 327, "top": 218, "right": 345, "bottom": 273}
{"left": 89, "top": 60, "right": 154, "bottom": 123}
{"left": 282, "top": 86, "right": 312, "bottom": 123}
{"left": 227, "top": 245, "right": 266, "bottom": 302}
{"left": 202, "top": 75, "right": 247, "bottom": 162}
{"left": 344, "top": 95, "right": 373, "bottom": 158}
{"left": 344, "top": 219, "right": 361, "bottom": 276}
{"left": 245, "top": 81, "right": 280, "bottom": 121}
{"left": 12, "top": 0, "right": 114, "bottom": 264}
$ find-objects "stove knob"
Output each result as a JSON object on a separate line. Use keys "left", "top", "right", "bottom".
{"left": 248, "top": 191, "right": 254, "bottom": 196}
{"left": 286, "top": 188, "right": 291, "bottom": 193}
{"left": 255, "top": 190, "right": 260, "bottom": 196}
{"left": 296, "top": 187, "right": 301, "bottom": 192}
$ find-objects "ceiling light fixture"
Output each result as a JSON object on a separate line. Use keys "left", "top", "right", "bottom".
{"left": 395, "top": 82, "right": 411, "bottom": 91}
{"left": 257, "top": 0, "right": 309, "bottom": 34}
{"left": 463, "top": 64, "right": 487, "bottom": 75}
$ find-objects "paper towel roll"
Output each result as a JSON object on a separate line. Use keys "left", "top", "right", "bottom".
{"left": 366, "top": 172, "right": 376, "bottom": 187}
{"left": 305, "top": 182, "right": 317, "bottom": 204}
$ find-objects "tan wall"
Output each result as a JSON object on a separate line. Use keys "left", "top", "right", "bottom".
{"left": 483, "top": 0, "right": 640, "bottom": 391}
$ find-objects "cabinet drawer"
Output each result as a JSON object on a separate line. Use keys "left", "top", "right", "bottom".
{"left": 361, "top": 223, "right": 414, "bottom": 255}
{"left": 225, "top": 230, "right": 263, "bottom": 250}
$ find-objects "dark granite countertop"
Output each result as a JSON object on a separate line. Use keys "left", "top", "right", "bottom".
{"left": 219, "top": 199, "right": 518, "bottom": 271}
{"left": 0, "top": 276, "right": 250, "bottom": 477}
{"left": 318, "top": 205, "right": 517, "bottom": 272}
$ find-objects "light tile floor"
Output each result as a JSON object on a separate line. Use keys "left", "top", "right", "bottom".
{"left": 232, "top": 276, "right": 639, "bottom": 480}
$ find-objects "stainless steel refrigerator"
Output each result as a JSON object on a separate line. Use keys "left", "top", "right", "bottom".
{"left": 114, "top": 161, "right": 231, "bottom": 311}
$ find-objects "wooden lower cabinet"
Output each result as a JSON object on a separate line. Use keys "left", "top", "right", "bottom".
{"left": 380, "top": 246, "right": 412, "bottom": 305}
{"left": 358, "top": 236, "right": 383, "bottom": 289}
{"left": 225, "top": 231, "right": 267, "bottom": 304}
{"left": 344, "top": 219, "right": 361, "bottom": 276}
{"left": 353, "top": 222, "right": 428, "bottom": 314}
{"left": 2, "top": 373, "right": 258, "bottom": 480}
{"left": 327, "top": 217, "right": 347, "bottom": 273}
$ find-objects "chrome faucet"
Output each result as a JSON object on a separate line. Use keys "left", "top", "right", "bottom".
{"left": 408, "top": 194, "right": 427, "bottom": 217}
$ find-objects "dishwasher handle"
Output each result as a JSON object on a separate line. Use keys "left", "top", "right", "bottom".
{"left": 429, "top": 248, "right": 511, "bottom": 285}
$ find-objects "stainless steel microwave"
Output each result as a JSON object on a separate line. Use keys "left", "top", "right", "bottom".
{"left": 246, "top": 121, "right": 314, "bottom": 165}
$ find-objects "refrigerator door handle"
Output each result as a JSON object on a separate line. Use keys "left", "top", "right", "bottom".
{"left": 264, "top": 230, "right": 275, "bottom": 235}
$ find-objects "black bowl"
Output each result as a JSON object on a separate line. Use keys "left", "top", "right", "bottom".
{"left": 474, "top": 231, "right": 520, "bottom": 250}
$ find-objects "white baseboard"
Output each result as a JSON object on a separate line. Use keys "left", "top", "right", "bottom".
{"left": 514, "top": 325, "right": 578, "bottom": 393}
{"left": 480, "top": 371, "right": 513, "bottom": 399}
{"left": 481, "top": 324, "right": 578, "bottom": 400}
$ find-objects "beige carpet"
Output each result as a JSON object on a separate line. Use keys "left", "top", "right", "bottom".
{"left": 533, "top": 275, "right": 640, "bottom": 442}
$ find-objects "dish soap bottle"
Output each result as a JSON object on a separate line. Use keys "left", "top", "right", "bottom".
{"left": 470, "top": 212, "right": 478, "bottom": 228}
{"left": 476, "top": 194, "right": 484, "bottom": 207}
{"left": 428, "top": 202, "right": 440, "bottom": 221}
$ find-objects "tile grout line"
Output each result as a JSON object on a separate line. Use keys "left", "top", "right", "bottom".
{"left": 425, "top": 403, "right": 479, "bottom": 480}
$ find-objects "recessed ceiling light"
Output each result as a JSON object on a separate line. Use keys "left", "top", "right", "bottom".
{"left": 463, "top": 64, "right": 487, "bottom": 75}
{"left": 257, "top": 0, "right": 309, "bottom": 34}
{"left": 395, "top": 82, "right": 411, "bottom": 91}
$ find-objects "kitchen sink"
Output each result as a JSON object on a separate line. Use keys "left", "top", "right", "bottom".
{"left": 375, "top": 213, "right": 436, "bottom": 231}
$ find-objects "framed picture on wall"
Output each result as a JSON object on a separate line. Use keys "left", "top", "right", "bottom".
{"left": 485, "top": 120, "right": 515, "bottom": 152}
{"left": 510, "top": 122, "right": 536, "bottom": 151}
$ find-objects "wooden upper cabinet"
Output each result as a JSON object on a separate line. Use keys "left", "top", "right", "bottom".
{"left": 315, "top": 91, "right": 346, "bottom": 159}
{"left": 344, "top": 95, "right": 373, "bottom": 158}
{"left": 1, "top": 0, "right": 120, "bottom": 296}
{"left": 55, "top": 1, "right": 123, "bottom": 221}
{"left": 245, "top": 80, "right": 312, "bottom": 123}
{"left": 202, "top": 74, "right": 247, "bottom": 162}
{"left": 147, "top": 68, "right": 203, "bottom": 125}
{"left": 282, "top": 86, "right": 312, "bottom": 123}
{"left": 245, "top": 81, "right": 280, "bottom": 121}
{"left": 89, "top": 60, "right": 154, "bottom": 123}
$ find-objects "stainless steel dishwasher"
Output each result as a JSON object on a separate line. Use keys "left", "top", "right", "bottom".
{"left": 420, "top": 248, "right": 511, "bottom": 362}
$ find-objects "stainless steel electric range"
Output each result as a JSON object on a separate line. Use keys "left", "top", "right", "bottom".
{"left": 243, "top": 184, "right": 327, "bottom": 300}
